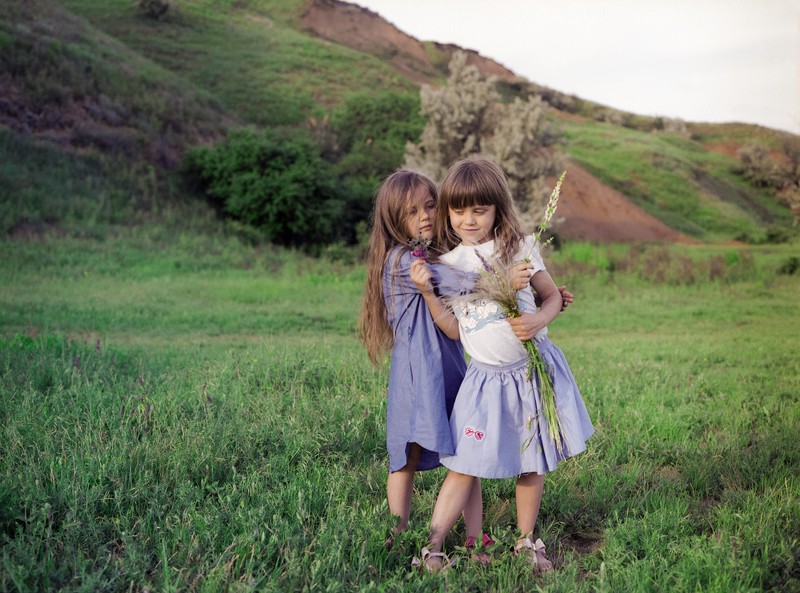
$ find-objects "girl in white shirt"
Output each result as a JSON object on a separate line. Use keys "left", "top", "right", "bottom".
{"left": 410, "top": 155, "right": 593, "bottom": 573}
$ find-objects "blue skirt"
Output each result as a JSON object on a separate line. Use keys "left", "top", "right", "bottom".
{"left": 440, "top": 337, "right": 594, "bottom": 479}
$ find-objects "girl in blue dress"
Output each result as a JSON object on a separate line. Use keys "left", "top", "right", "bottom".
{"left": 358, "top": 170, "right": 484, "bottom": 546}
{"left": 410, "top": 156, "right": 594, "bottom": 572}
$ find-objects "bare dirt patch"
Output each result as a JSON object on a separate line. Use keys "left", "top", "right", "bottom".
{"left": 704, "top": 141, "right": 741, "bottom": 159}
{"left": 562, "top": 530, "right": 604, "bottom": 555}
{"left": 556, "top": 163, "right": 699, "bottom": 243}
{"left": 300, "top": 0, "right": 516, "bottom": 85}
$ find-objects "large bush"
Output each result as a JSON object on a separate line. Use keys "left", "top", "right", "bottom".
{"left": 183, "top": 130, "right": 354, "bottom": 247}
{"left": 404, "top": 52, "right": 563, "bottom": 223}
{"left": 329, "top": 90, "right": 424, "bottom": 180}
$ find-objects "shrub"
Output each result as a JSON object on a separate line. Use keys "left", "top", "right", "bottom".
{"left": 778, "top": 256, "right": 799, "bottom": 275}
{"left": 329, "top": 91, "right": 424, "bottom": 179}
{"left": 405, "top": 51, "right": 563, "bottom": 222}
{"left": 735, "top": 142, "right": 786, "bottom": 189}
{"left": 182, "top": 130, "right": 355, "bottom": 247}
{"left": 139, "top": 0, "right": 170, "bottom": 19}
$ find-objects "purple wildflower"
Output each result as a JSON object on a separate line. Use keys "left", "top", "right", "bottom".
{"left": 475, "top": 250, "right": 495, "bottom": 273}
{"left": 408, "top": 235, "right": 432, "bottom": 260}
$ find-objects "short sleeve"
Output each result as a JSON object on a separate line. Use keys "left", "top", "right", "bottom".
{"left": 383, "top": 247, "right": 419, "bottom": 295}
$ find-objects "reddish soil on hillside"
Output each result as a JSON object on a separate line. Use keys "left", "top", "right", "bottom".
{"left": 704, "top": 141, "right": 741, "bottom": 159}
{"left": 556, "top": 163, "right": 699, "bottom": 244}
{"left": 300, "top": 0, "right": 517, "bottom": 85}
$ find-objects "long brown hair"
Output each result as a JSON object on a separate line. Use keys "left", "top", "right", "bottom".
{"left": 357, "top": 170, "right": 439, "bottom": 366}
{"left": 435, "top": 155, "right": 526, "bottom": 266}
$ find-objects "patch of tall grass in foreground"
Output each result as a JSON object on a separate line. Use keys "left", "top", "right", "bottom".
{"left": 1, "top": 237, "right": 799, "bottom": 592}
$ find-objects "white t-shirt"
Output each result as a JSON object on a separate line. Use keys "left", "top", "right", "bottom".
{"left": 440, "top": 237, "right": 548, "bottom": 366}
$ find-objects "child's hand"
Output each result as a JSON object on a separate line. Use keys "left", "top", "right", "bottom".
{"left": 509, "top": 262, "right": 534, "bottom": 291}
{"left": 558, "top": 286, "right": 574, "bottom": 311}
{"left": 410, "top": 259, "right": 434, "bottom": 294}
{"left": 507, "top": 312, "right": 546, "bottom": 342}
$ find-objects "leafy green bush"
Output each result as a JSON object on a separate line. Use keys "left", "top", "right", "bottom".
{"left": 778, "top": 256, "right": 799, "bottom": 275}
{"left": 183, "top": 130, "right": 360, "bottom": 247}
{"left": 330, "top": 90, "right": 424, "bottom": 180}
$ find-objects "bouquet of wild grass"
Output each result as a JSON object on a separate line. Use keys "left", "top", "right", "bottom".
{"left": 472, "top": 171, "right": 566, "bottom": 455}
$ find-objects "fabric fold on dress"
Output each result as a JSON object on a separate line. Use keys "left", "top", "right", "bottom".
{"left": 384, "top": 248, "right": 470, "bottom": 472}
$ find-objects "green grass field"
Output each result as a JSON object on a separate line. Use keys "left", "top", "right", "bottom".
{"left": 1, "top": 232, "right": 798, "bottom": 592}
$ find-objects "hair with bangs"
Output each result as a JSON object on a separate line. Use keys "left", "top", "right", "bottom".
{"left": 358, "top": 169, "right": 439, "bottom": 365}
{"left": 435, "top": 155, "right": 526, "bottom": 266}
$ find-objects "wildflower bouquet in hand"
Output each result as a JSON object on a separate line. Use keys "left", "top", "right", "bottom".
{"left": 473, "top": 171, "right": 567, "bottom": 455}
{"left": 408, "top": 234, "right": 432, "bottom": 260}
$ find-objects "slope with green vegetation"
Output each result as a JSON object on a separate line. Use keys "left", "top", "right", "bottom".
{"left": 560, "top": 120, "right": 795, "bottom": 242}
{"left": 0, "top": 0, "right": 236, "bottom": 235}
{"left": 58, "top": 0, "right": 416, "bottom": 127}
{"left": 0, "top": 0, "right": 797, "bottom": 244}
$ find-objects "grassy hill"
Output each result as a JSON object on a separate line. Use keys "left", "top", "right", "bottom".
{"left": 0, "top": 0, "right": 797, "bottom": 243}
{"left": 559, "top": 120, "right": 794, "bottom": 242}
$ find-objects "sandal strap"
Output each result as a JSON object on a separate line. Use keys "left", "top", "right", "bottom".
{"left": 514, "top": 537, "right": 547, "bottom": 554}
{"left": 411, "top": 547, "right": 453, "bottom": 572}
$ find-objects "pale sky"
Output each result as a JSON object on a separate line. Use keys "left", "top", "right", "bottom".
{"left": 354, "top": 0, "right": 800, "bottom": 135}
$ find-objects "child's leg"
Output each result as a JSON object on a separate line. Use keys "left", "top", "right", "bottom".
{"left": 428, "top": 470, "right": 477, "bottom": 552}
{"left": 515, "top": 472, "right": 553, "bottom": 572}
{"left": 386, "top": 443, "right": 422, "bottom": 533}
{"left": 462, "top": 477, "right": 483, "bottom": 542}
{"left": 515, "top": 472, "right": 544, "bottom": 537}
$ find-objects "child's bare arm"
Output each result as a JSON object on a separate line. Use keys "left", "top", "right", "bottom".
{"left": 510, "top": 265, "right": 573, "bottom": 311}
{"left": 507, "top": 270, "right": 562, "bottom": 341}
{"left": 533, "top": 283, "right": 573, "bottom": 311}
{"left": 410, "top": 259, "right": 460, "bottom": 340}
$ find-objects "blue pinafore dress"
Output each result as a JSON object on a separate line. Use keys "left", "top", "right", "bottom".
{"left": 383, "top": 247, "right": 474, "bottom": 472}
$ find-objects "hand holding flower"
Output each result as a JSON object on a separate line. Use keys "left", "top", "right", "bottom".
{"left": 509, "top": 262, "right": 535, "bottom": 291}
{"left": 410, "top": 259, "right": 435, "bottom": 295}
{"left": 411, "top": 259, "right": 461, "bottom": 340}
{"left": 507, "top": 312, "right": 547, "bottom": 342}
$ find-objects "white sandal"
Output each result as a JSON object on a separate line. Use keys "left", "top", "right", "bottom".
{"left": 514, "top": 537, "right": 554, "bottom": 573}
{"left": 411, "top": 546, "right": 454, "bottom": 573}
